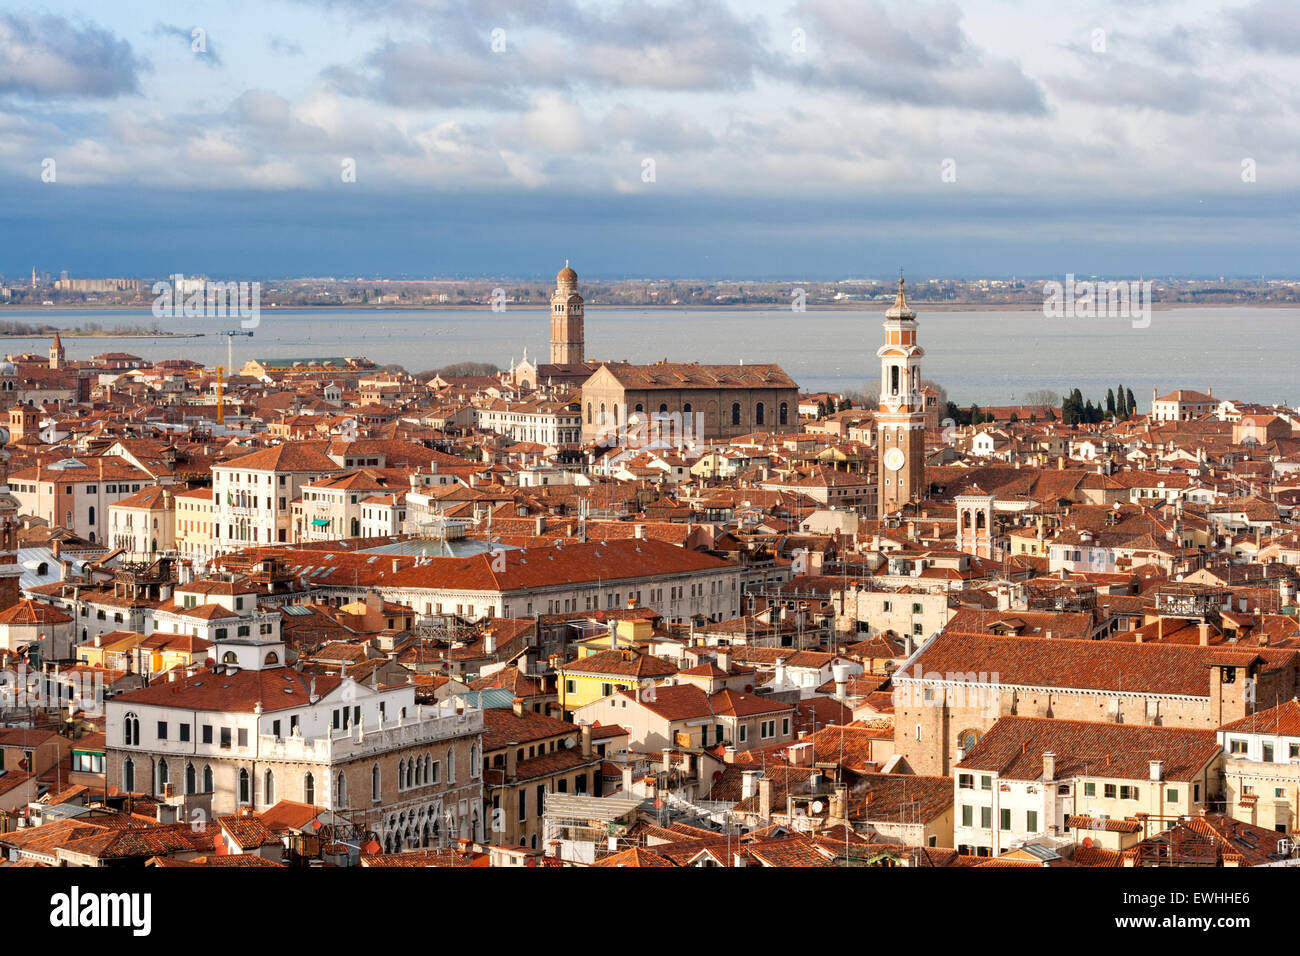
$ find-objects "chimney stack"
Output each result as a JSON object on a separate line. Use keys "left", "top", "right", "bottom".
{"left": 1042, "top": 751, "right": 1056, "bottom": 781}
{"left": 757, "top": 776, "right": 773, "bottom": 822}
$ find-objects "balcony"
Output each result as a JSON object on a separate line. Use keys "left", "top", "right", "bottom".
{"left": 257, "top": 703, "right": 483, "bottom": 763}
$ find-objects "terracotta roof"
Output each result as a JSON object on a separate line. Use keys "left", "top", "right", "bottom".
{"left": 958, "top": 716, "right": 1220, "bottom": 782}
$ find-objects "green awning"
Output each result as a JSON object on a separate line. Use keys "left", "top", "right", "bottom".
{"left": 311, "top": 518, "right": 330, "bottom": 527}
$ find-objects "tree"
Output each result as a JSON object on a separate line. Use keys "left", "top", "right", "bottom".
{"left": 1106, "top": 389, "right": 1116, "bottom": 416}
{"left": 1116, "top": 383, "right": 1128, "bottom": 418}
{"left": 1024, "top": 389, "right": 1060, "bottom": 409}
{"left": 1126, "top": 388, "right": 1137, "bottom": 417}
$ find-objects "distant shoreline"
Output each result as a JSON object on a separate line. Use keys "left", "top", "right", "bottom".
{"left": 0, "top": 331, "right": 189, "bottom": 338}
{"left": 1, "top": 301, "right": 1296, "bottom": 314}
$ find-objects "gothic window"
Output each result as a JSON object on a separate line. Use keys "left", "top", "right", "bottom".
{"left": 586, "top": 403, "right": 592, "bottom": 424}
{"left": 779, "top": 402, "right": 788, "bottom": 425}
{"left": 891, "top": 366, "right": 900, "bottom": 394}
{"left": 303, "top": 772, "right": 315, "bottom": 804}
{"left": 157, "top": 758, "right": 169, "bottom": 790}
{"left": 372, "top": 764, "right": 381, "bottom": 801}
{"left": 123, "top": 758, "right": 135, "bottom": 792}
{"left": 264, "top": 769, "right": 275, "bottom": 804}
{"left": 755, "top": 403, "right": 765, "bottom": 426}
{"left": 203, "top": 765, "right": 213, "bottom": 792}
{"left": 731, "top": 403, "right": 741, "bottom": 426}
{"left": 185, "top": 762, "right": 197, "bottom": 794}
{"left": 239, "top": 768, "right": 251, "bottom": 804}
{"left": 334, "top": 771, "right": 347, "bottom": 807}
{"left": 123, "top": 711, "right": 140, "bottom": 746}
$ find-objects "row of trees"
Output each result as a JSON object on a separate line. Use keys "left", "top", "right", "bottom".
{"left": 1061, "top": 385, "right": 1138, "bottom": 425}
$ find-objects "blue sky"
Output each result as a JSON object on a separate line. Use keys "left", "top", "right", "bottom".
{"left": 2, "top": 0, "right": 1297, "bottom": 279}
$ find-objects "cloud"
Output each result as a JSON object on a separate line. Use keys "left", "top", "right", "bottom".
{"left": 1235, "top": 0, "right": 1300, "bottom": 53}
{"left": 781, "top": 0, "right": 1047, "bottom": 114}
{"left": 0, "top": 13, "right": 144, "bottom": 99}
{"left": 269, "top": 35, "right": 305, "bottom": 57}
{"left": 322, "top": 0, "right": 771, "bottom": 109}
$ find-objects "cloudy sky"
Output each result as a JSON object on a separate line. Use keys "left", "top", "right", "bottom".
{"left": 2, "top": 0, "right": 1297, "bottom": 278}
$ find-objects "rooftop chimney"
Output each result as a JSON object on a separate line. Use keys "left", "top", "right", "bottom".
{"left": 1042, "top": 751, "right": 1056, "bottom": 781}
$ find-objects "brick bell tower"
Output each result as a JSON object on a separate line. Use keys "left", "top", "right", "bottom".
{"left": 550, "top": 261, "right": 584, "bottom": 365}
{"left": 0, "top": 425, "right": 21, "bottom": 611}
{"left": 876, "top": 278, "right": 927, "bottom": 518}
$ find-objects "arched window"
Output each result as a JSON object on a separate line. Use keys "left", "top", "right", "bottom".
{"left": 755, "top": 402, "right": 765, "bottom": 426}
{"left": 372, "top": 764, "right": 381, "bottom": 801}
{"left": 222, "top": 651, "right": 238, "bottom": 664}
{"left": 586, "top": 403, "right": 592, "bottom": 424}
{"left": 263, "top": 769, "right": 275, "bottom": 805}
{"left": 471, "top": 743, "right": 480, "bottom": 778}
{"left": 238, "top": 768, "right": 250, "bottom": 804}
{"left": 334, "top": 771, "right": 347, "bottom": 807}
{"left": 779, "top": 402, "right": 788, "bottom": 425}
{"left": 731, "top": 403, "right": 741, "bottom": 426}
{"left": 683, "top": 403, "right": 692, "bottom": 414}
{"left": 957, "top": 729, "right": 982, "bottom": 753}
{"left": 157, "top": 758, "right": 169, "bottom": 791}
{"left": 446, "top": 747, "right": 455, "bottom": 784}
{"left": 264, "top": 651, "right": 279, "bottom": 665}
{"left": 123, "top": 758, "right": 135, "bottom": 792}
{"left": 634, "top": 403, "right": 643, "bottom": 413}
{"left": 123, "top": 711, "right": 140, "bottom": 746}
{"left": 303, "top": 772, "right": 315, "bottom": 804}
{"left": 88, "top": 505, "right": 95, "bottom": 528}
{"left": 203, "top": 765, "right": 213, "bottom": 793}
{"left": 185, "top": 762, "right": 197, "bottom": 795}
{"left": 658, "top": 403, "right": 668, "bottom": 414}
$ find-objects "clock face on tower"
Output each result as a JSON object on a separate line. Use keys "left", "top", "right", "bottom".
{"left": 883, "top": 447, "right": 906, "bottom": 472}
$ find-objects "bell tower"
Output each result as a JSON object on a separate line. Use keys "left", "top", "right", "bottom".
{"left": 550, "top": 261, "right": 584, "bottom": 365}
{"left": 49, "top": 332, "right": 64, "bottom": 370}
{"left": 876, "top": 278, "right": 927, "bottom": 517}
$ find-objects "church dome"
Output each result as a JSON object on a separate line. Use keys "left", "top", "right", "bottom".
{"left": 557, "top": 261, "right": 577, "bottom": 285}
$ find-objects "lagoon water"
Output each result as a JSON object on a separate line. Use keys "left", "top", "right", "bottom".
{"left": 4, "top": 306, "right": 1295, "bottom": 408}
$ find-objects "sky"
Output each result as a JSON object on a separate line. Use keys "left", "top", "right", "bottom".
{"left": 1, "top": 0, "right": 1297, "bottom": 279}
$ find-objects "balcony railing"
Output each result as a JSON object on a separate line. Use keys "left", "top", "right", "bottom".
{"left": 257, "top": 704, "right": 482, "bottom": 763}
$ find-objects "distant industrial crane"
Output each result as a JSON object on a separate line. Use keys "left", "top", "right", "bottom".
{"left": 214, "top": 329, "right": 253, "bottom": 425}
